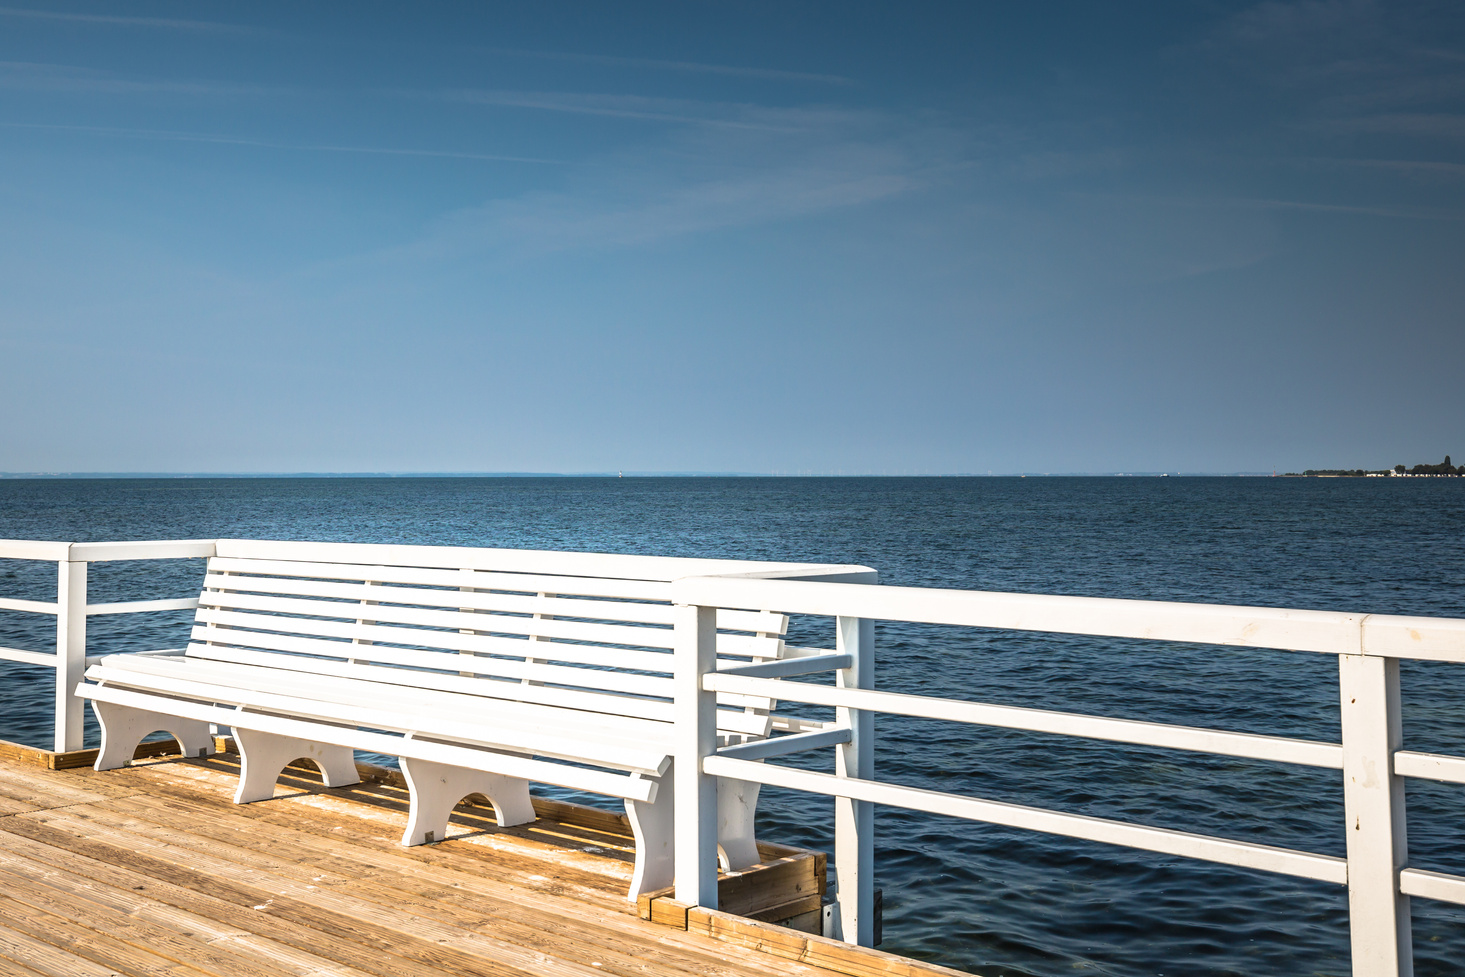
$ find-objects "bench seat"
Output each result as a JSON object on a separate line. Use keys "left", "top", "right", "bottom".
{"left": 78, "top": 539, "right": 814, "bottom": 898}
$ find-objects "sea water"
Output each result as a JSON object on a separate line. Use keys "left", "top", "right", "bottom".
{"left": 1, "top": 476, "right": 1462, "bottom": 977}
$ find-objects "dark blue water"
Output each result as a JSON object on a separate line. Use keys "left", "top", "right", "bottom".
{"left": 1, "top": 476, "right": 1462, "bottom": 977}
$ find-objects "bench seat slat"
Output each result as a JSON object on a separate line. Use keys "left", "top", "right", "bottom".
{"left": 92, "top": 654, "right": 674, "bottom": 750}
{"left": 87, "top": 661, "right": 674, "bottom": 773}
{"left": 194, "top": 609, "right": 674, "bottom": 673}
{"left": 207, "top": 557, "right": 674, "bottom": 602}
{"left": 82, "top": 682, "right": 660, "bottom": 802}
{"left": 201, "top": 590, "right": 676, "bottom": 649}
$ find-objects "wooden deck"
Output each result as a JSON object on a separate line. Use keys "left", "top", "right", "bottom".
{"left": 0, "top": 745, "right": 966, "bottom": 977}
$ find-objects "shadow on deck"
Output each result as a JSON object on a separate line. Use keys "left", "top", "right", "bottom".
{"left": 0, "top": 740, "right": 969, "bottom": 977}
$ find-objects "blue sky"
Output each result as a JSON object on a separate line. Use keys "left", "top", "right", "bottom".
{"left": 1, "top": 1, "right": 1461, "bottom": 474}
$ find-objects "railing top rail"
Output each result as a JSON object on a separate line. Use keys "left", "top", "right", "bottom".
{"left": 0, "top": 539, "right": 218, "bottom": 562}
{"left": 0, "top": 539, "right": 73, "bottom": 561}
{"left": 69, "top": 540, "right": 218, "bottom": 562}
{"left": 672, "top": 575, "right": 1465, "bottom": 661}
{"left": 215, "top": 538, "right": 874, "bottom": 584}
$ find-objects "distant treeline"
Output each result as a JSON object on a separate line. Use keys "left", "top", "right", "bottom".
{"left": 1286, "top": 456, "right": 1462, "bottom": 477}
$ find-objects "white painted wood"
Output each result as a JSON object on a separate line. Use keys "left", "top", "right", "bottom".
{"left": 703, "top": 755, "right": 1350, "bottom": 884}
{"left": 55, "top": 560, "right": 87, "bottom": 753}
{"left": 708, "top": 673, "right": 1346, "bottom": 769}
{"left": 675, "top": 576, "right": 1368, "bottom": 655}
{"left": 90, "top": 701, "right": 213, "bottom": 770}
{"left": 717, "top": 653, "right": 853, "bottom": 679}
{"left": 1392, "top": 750, "right": 1465, "bottom": 784}
{"left": 1339, "top": 654, "right": 1412, "bottom": 977}
{"left": 186, "top": 631, "right": 677, "bottom": 699}
{"left": 69, "top": 540, "right": 216, "bottom": 562}
{"left": 0, "top": 646, "right": 56, "bottom": 667}
{"left": 87, "top": 662, "right": 676, "bottom": 773}
{"left": 86, "top": 598, "right": 200, "bottom": 616}
{"left": 202, "top": 571, "right": 682, "bottom": 625}
{"left": 212, "top": 537, "right": 846, "bottom": 582}
{"left": 1399, "top": 868, "right": 1465, "bottom": 906}
{"left": 0, "top": 539, "right": 73, "bottom": 561}
{"left": 1362, "top": 614, "right": 1465, "bottom": 663}
{"left": 833, "top": 614, "right": 875, "bottom": 947}
{"left": 0, "top": 596, "right": 59, "bottom": 615}
{"left": 232, "top": 729, "right": 361, "bottom": 803}
{"left": 193, "top": 608, "right": 676, "bottom": 673}
{"left": 716, "top": 728, "right": 853, "bottom": 761}
{"left": 715, "top": 772, "right": 763, "bottom": 872}
{"left": 83, "top": 682, "right": 661, "bottom": 801}
{"left": 400, "top": 757, "right": 537, "bottom": 845}
{"left": 673, "top": 603, "right": 719, "bottom": 907}
{"left": 627, "top": 767, "right": 676, "bottom": 898}
{"left": 207, "top": 557, "right": 676, "bottom": 602}
{"left": 200, "top": 590, "right": 677, "bottom": 648}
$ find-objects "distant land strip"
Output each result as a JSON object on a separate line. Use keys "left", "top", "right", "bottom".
{"left": 1285, "top": 456, "right": 1462, "bottom": 477}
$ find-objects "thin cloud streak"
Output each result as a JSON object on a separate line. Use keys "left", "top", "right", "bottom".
{"left": 0, "top": 121, "right": 563, "bottom": 164}
{"left": 0, "top": 60, "right": 282, "bottom": 97}
{"left": 438, "top": 89, "right": 802, "bottom": 131}
{"left": 488, "top": 47, "right": 855, "bottom": 86}
{"left": 0, "top": 5, "right": 258, "bottom": 34}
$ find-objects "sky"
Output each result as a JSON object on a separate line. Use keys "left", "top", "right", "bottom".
{"left": 1, "top": 1, "right": 1462, "bottom": 475}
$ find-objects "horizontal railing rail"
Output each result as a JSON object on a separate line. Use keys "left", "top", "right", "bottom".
{"left": 670, "top": 575, "right": 1465, "bottom": 976}
{"left": 0, "top": 539, "right": 217, "bottom": 751}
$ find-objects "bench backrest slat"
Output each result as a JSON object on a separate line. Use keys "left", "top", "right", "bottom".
{"left": 192, "top": 551, "right": 790, "bottom": 739}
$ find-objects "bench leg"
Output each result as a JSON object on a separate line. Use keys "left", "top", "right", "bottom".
{"left": 91, "top": 701, "right": 214, "bottom": 771}
{"left": 233, "top": 729, "right": 360, "bottom": 804}
{"left": 625, "top": 767, "right": 675, "bottom": 900}
{"left": 399, "top": 757, "right": 537, "bottom": 846}
{"left": 716, "top": 775, "right": 763, "bottom": 872}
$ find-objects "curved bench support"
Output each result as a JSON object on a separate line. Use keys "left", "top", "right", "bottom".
{"left": 626, "top": 768, "right": 675, "bottom": 899}
{"left": 716, "top": 774, "right": 763, "bottom": 872}
{"left": 400, "top": 757, "right": 537, "bottom": 846}
{"left": 234, "top": 729, "right": 360, "bottom": 804}
{"left": 91, "top": 701, "right": 213, "bottom": 771}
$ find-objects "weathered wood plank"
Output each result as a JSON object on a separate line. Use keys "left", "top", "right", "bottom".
{"left": 687, "top": 908, "right": 973, "bottom": 977}
{"left": 0, "top": 846, "right": 379, "bottom": 977}
{"left": 0, "top": 894, "right": 219, "bottom": 977}
{"left": 0, "top": 825, "right": 467, "bottom": 977}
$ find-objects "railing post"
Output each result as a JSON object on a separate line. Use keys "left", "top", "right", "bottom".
{"left": 674, "top": 601, "right": 719, "bottom": 907}
{"left": 832, "top": 613, "right": 875, "bottom": 945}
{"left": 1339, "top": 653, "right": 1412, "bottom": 977}
{"left": 54, "top": 558, "right": 87, "bottom": 753}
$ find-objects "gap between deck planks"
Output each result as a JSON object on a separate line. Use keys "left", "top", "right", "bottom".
{"left": 0, "top": 739, "right": 972, "bottom": 977}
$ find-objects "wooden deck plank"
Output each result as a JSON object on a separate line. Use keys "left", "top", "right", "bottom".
{"left": 0, "top": 895, "right": 219, "bottom": 977}
{"left": 104, "top": 792, "right": 831, "bottom": 977}
{"left": 97, "top": 766, "right": 847, "bottom": 977}
{"left": 0, "top": 825, "right": 478, "bottom": 977}
{"left": 0, "top": 754, "right": 970, "bottom": 977}
{"left": 24, "top": 804, "right": 769, "bottom": 977}
{"left": 0, "top": 851, "right": 375, "bottom": 977}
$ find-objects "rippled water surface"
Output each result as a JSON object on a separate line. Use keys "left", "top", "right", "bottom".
{"left": 1, "top": 476, "right": 1462, "bottom": 976}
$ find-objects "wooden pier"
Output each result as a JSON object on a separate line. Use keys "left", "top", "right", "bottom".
{"left": 0, "top": 742, "right": 964, "bottom": 977}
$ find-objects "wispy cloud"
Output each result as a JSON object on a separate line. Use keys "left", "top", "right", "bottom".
{"left": 0, "top": 60, "right": 278, "bottom": 97}
{"left": 0, "top": 5, "right": 258, "bottom": 34}
{"left": 0, "top": 121, "right": 561, "bottom": 164}
{"left": 436, "top": 89, "right": 825, "bottom": 131}
{"left": 488, "top": 48, "right": 855, "bottom": 87}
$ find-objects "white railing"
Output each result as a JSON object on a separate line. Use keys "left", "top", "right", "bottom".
{"left": 0, "top": 539, "right": 215, "bottom": 751}
{"left": 671, "top": 575, "right": 1465, "bottom": 977}
{"left": 4, "top": 536, "right": 1462, "bottom": 975}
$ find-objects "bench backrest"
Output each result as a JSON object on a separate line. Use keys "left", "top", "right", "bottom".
{"left": 185, "top": 540, "right": 797, "bottom": 743}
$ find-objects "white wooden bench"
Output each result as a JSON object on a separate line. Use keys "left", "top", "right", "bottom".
{"left": 78, "top": 539, "right": 850, "bottom": 898}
